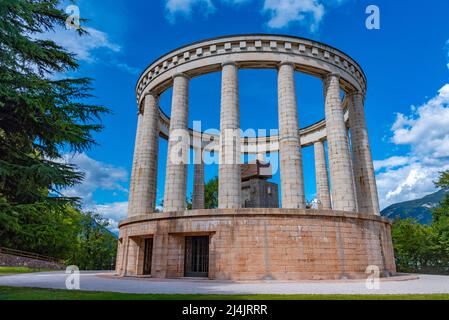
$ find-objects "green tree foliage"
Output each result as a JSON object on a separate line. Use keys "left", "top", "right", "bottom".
{"left": 68, "top": 212, "right": 117, "bottom": 270}
{"left": 0, "top": 0, "right": 108, "bottom": 208}
{"left": 431, "top": 172, "right": 449, "bottom": 267}
{"left": 392, "top": 171, "right": 449, "bottom": 274}
{"left": 205, "top": 177, "right": 218, "bottom": 209}
{"left": 187, "top": 177, "right": 218, "bottom": 210}
{"left": 392, "top": 219, "right": 437, "bottom": 273}
{"left": 0, "top": 0, "right": 115, "bottom": 269}
{"left": 435, "top": 171, "right": 449, "bottom": 189}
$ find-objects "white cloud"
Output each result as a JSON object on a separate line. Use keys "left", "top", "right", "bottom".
{"left": 39, "top": 27, "right": 120, "bottom": 63}
{"left": 115, "top": 62, "right": 140, "bottom": 75}
{"left": 59, "top": 153, "right": 129, "bottom": 233}
{"left": 391, "top": 84, "right": 449, "bottom": 158}
{"left": 35, "top": 26, "right": 138, "bottom": 75}
{"left": 166, "top": 0, "right": 215, "bottom": 20}
{"left": 164, "top": 0, "right": 348, "bottom": 30}
{"left": 376, "top": 84, "right": 449, "bottom": 209}
{"left": 61, "top": 153, "right": 128, "bottom": 205}
{"left": 374, "top": 156, "right": 410, "bottom": 171}
{"left": 262, "top": 0, "right": 325, "bottom": 31}
{"left": 89, "top": 202, "right": 128, "bottom": 234}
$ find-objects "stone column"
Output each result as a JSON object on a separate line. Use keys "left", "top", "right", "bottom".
{"left": 277, "top": 62, "right": 306, "bottom": 209}
{"left": 164, "top": 74, "right": 189, "bottom": 212}
{"left": 192, "top": 147, "right": 205, "bottom": 210}
{"left": 128, "top": 93, "right": 160, "bottom": 217}
{"left": 323, "top": 73, "right": 357, "bottom": 212}
{"left": 218, "top": 62, "right": 241, "bottom": 209}
{"left": 348, "top": 92, "right": 380, "bottom": 215}
{"left": 314, "top": 140, "right": 332, "bottom": 210}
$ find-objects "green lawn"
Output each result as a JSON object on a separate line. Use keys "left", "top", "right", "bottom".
{"left": 0, "top": 286, "right": 448, "bottom": 300}
{"left": 0, "top": 267, "right": 55, "bottom": 276}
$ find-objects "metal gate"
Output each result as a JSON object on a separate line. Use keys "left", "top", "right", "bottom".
{"left": 143, "top": 238, "right": 153, "bottom": 275}
{"left": 184, "top": 236, "right": 209, "bottom": 277}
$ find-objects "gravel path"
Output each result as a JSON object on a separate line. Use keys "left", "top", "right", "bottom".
{"left": 1, "top": 272, "right": 449, "bottom": 295}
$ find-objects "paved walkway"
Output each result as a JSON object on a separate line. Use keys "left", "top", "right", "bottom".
{"left": 0, "top": 272, "right": 448, "bottom": 295}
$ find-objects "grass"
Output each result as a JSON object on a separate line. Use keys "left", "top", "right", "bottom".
{"left": 0, "top": 267, "right": 55, "bottom": 276}
{"left": 0, "top": 286, "right": 448, "bottom": 300}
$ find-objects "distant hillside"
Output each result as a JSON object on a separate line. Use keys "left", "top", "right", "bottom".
{"left": 381, "top": 189, "right": 449, "bottom": 224}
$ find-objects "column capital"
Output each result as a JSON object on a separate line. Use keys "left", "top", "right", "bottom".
{"left": 347, "top": 90, "right": 364, "bottom": 98}
{"left": 222, "top": 61, "right": 238, "bottom": 68}
{"left": 347, "top": 90, "right": 366, "bottom": 110}
{"left": 277, "top": 61, "right": 295, "bottom": 69}
{"left": 138, "top": 92, "right": 158, "bottom": 114}
{"left": 172, "top": 72, "right": 190, "bottom": 80}
{"left": 143, "top": 92, "right": 159, "bottom": 105}
{"left": 143, "top": 91, "right": 158, "bottom": 98}
{"left": 323, "top": 72, "right": 341, "bottom": 82}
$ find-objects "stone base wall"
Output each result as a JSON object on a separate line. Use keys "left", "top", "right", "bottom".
{"left": 0, "top": 253, "right": 64, "bottom": 270}
{"left": 116, "top": 209, "right": 396, "bottom": 281}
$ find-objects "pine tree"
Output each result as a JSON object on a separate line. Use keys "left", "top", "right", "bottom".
{"left": 0, "top": 0, "right": 109, "bottom": 252}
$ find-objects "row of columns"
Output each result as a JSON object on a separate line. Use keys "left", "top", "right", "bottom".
{"left": 127, "top": 63, "right": 380, "bottom": 217}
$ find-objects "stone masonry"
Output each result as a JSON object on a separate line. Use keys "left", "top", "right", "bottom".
{"left": 324, "top": 73, "right": 357, "bottom": 212}
{"left": 164, "top": 74, "right": 190, "bottom": 212}
{"left": 241, "top": 179, "right": 279, "bottom": 208}
{"left": 348, "top": 92, "right": 380, "bottom": 215}
{"left": 219, "top": 62, "right": 242, "bottom": 209}
{"left": 277, "top": 62, "right": 306, "bottom": 209}
{"left": 119, "top": 35, "right": 395, "bottom": 281}
{"left": 127, "top": 93, "right": 159, "bottom": 217}
{"left": 192, "top": 148, "right": 205, "bottom": 210}
{"left": 314, "top": 140, "right": 332, "bottom": 210}
{"left": 117, "top": 209, "right": 396, "bottom": 280}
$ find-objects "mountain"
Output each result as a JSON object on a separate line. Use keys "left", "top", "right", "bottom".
{"left": 381, "top": 189, "right": 449, "bottom": 224}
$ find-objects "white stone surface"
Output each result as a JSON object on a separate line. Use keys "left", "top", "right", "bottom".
{"left": 1, "top": 272, "right": 448, "bottom": 295}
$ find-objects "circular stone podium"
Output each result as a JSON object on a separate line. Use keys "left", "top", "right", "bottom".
{"left": 116, "top": 34, "right": 397, "bottom": 280}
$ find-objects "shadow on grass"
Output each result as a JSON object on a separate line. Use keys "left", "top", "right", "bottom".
{"left": 0, "top": 286, "right": 449, "bottom": 300}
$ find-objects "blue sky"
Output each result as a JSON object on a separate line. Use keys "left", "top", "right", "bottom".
{"left": 52, "top": 0, "right": 449, "bottom": 232}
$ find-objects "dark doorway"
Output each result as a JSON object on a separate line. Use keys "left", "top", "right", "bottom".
{"left": 143, "top": 238, "right": 153, "bottom": 275}
{"left": 184, "top": 236, "right": 209, "bottom": 277}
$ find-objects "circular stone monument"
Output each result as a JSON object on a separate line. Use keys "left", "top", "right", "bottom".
{"left": 116, "top": 34, "right": 397, "bottom": 281}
